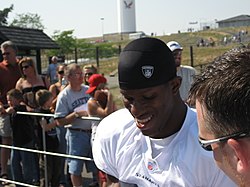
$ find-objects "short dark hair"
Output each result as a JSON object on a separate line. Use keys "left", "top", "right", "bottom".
{"left": 189, "top": 46, "right": 250, "bottom": 137}
{"left": 35, "top": 89, "right": 53, "bottom": 107}
{"left": 7, "top": 89, "right": 23, "bottom": 101}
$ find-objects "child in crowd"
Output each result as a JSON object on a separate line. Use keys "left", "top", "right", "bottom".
{"left": 0, "top": 89, "right": 39, "bottom": 186}
{"left": 35, "top": 89, "right": 61, "bottom": 187}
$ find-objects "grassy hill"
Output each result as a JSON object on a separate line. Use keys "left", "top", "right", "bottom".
{"left": 89, "top": 26, "right": 250, "bottom": 75}
{"left": 82, "top": 26, "right": 250, "bottom": 108}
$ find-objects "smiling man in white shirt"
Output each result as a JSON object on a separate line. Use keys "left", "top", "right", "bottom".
{"left": 93, "top": 38, "right": 235, "bottom": 187}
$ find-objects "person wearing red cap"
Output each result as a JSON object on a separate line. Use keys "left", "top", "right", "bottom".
{"left": 86, "top": 74, "right": 116, "bottom": 187}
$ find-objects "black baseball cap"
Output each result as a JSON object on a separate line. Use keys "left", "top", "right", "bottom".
{"left": 118, "top": 37, "right": 176, "bottom": 90}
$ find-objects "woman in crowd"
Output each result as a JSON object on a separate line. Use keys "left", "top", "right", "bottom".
{"left": 15, "top": 57, "right": 50, "bottom": 109}
{"left": 15, "top": 57, "right": 50, "bottom": 186}
{"left": 49, "top": 63, "right": 67, "bottom": 112}
{"left": 83, "top": 64, "right": 98, "bottom": 85}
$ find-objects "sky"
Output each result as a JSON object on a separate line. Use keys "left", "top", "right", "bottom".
{"left": 1, "top": 0, "right": 250, "bottom": 39}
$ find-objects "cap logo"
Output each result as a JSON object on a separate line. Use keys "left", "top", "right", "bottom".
{"left": 142, "top": 66, "right": 154, "bottom": 78}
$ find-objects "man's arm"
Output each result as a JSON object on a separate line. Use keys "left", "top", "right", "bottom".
{"left": 56, "top": 110, "right": 88, "bottom": 126}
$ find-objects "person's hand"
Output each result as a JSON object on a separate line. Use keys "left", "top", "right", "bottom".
{"left": 40, "top": 117, "right": 47, "bottom": 130}
{"left": 5, "top": 107, "right": 15, "bottom": 114}
{"left": 101, "top": 89, "right": 110, "bottom": 96}
{"left": 76, "top": 110, "right": 88, "bottom": 117}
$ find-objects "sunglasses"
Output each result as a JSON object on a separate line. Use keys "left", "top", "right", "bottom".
{"left": 22, "top": 65, "right": 31, "bottom": 69}
{"left": 85, "top": 72, "right": 93, "bottom": 76}
{"left": 2, "top": 52, "right": 10, "bottom": 56}
{"left": 58, "top": 70, "right": 64, "bottom": 75}
{"left": 199, "top": 131, "right": 250, "bottom": 151}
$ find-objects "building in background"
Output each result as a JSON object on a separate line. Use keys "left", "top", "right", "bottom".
{"left": 117, "top": 0, "right": 136, "bottom": 34}
{"left": 217, "top": 15, "right": 250, "bottom": 28}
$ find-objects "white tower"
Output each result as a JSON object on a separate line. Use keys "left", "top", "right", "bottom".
{"left": 117, "top": 0, "right": 136, "bottom": 33}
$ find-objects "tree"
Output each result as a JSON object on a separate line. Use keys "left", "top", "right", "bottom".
{"left": 0, "top": 4, "right": 13, "bottom": 25}
{"left": 10, "top": 13, "right": 45, "bottom": 30}
{"left": 51, "top": 30, "right": 77, "bottom": 55}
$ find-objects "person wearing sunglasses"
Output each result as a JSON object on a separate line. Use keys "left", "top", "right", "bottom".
{"left": 83, "top": 64, "right": 98, "bottom": 85}
{"left": 0, "top": 41, "right": 22, "bottom": 185}
{"left": 189, "top": 46, "right": 250, "bottom": 186}
{"left": 48, "top": 63, "right": 69, "bottom": 186}
{"left": 49, "top": 64, "right": 67, "bottom": 112}
{"left": 54, "top": 63, "right": 98, "bottom": 187}
{"left": 16, "top": 57, "right": 50, "bottom": 109}
{"left": 92, "top": 38, "right": 235, "bottom": 186}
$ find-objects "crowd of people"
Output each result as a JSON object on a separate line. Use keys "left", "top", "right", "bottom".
{"left": 0, "top": 38, "right": 249, "bottom": 187}
{"left": 0, "top": 40, "right": 112, "bottom": 187}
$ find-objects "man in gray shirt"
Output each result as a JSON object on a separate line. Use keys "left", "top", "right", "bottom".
{"left": 54, "top": 63, "right": 98, "bottom": 187}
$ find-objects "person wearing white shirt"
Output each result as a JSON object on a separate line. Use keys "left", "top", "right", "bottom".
{"left": 167, "top": 41, "right": 196, "bottom": 101}
{"left": 93, "top": 38, "right": 235, "bottom": 187}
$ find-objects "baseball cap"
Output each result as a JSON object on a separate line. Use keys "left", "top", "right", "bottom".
{"left": 119, "top": 37, "right": 176, "bottom": 90}
{"left": 167, "top": 41, "right": 183, "bottom": 52}
{"left": 86, "top": 74, "right": 107, "bottom": 94}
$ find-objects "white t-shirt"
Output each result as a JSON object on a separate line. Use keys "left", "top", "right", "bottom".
{"left": 177, "top": 65, "right": 196, "bottom": 101}
{"left": 93, "top": 107, "right": 235, "bottom": 187}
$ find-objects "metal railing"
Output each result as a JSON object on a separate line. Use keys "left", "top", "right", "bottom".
{"left": 0, "top": 111, "right": 101, "bottom": 187}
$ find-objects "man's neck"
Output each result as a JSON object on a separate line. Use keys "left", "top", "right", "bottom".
{"left": 4, "top": 59, "right": 17, "bottom": 66}
{"left": 176, "top": 66, "right": 181, "bottom": 72}
{"left": 70, "top": 84, "right": 82, "bottom": 92}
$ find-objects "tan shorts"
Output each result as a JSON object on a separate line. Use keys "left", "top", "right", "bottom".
{"left": 0, "top": 115, "right": 12, "bottom": 137}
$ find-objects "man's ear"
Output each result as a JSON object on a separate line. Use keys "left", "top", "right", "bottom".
{"left": 227, "top": 139, "right": 250, "bottom": 173}
{"left": 169, "top": 76, "right": 182, "bottom": 95}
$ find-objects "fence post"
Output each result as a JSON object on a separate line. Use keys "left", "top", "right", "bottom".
{"left": 190, "top": 46, "right": 194, "bottom": 67}
{"left": 118, "top": 45, "right": 122, "bottom": 54}
{"left": 75, "top": 47, "right": 78, "bottom": 64}
{"left": 96, "top": 47, "right": 99, "bottom": 67}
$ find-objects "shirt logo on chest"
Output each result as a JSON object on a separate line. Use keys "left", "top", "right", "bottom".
{"left": 147, "top": 158, "right": 161, "bottom": 173}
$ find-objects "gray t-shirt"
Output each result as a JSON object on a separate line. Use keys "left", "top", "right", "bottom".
{"left": 177, "top": 65, "right": 196, "bottom": 101}
{"left": 54, "top": 85, "right": 92, "bottom": 129}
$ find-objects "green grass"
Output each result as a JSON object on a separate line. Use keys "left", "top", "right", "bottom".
{"left": 74, "top": 26, "right": 250, "bottom": 109}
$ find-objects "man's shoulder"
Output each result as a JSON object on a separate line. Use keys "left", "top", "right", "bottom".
{"left": 57, "top": 86, "right": 70, "bottom": 100}
{"left": 81, "top": 84, "right": 89, "bottom": 90}
{"left": 184, "top": 107, "right": 197, "bottom": 128}
{"left": 97, "top": 108, "right": 136, "bottom": 136}
{"left": 181, "top": 65, "right": 196, "bottom": 72}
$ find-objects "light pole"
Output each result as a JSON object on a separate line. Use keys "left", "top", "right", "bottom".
{"left": 100, "top": 17, "right": 104, "bottom": 41}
